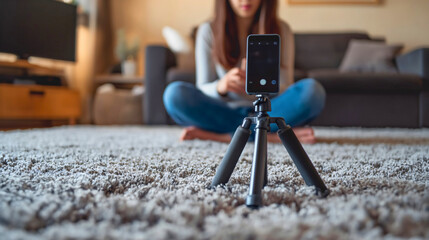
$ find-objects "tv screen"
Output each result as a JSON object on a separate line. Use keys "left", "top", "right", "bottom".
{"left": 0, "top": 0, "right": 77, "bottom": 62}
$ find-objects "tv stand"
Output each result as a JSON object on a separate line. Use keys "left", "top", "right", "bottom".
{"left": 0, "top": 60, "right": 81, "bottom": 129}
{"left": 0, "top": 59, "right": 64, "bottom": 73}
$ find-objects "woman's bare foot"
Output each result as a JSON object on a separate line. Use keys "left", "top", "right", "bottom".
{"left": 180, "top": 126, "right": 316, "bottom": 144}
{"left": 294, "top": 127, "right": 316, "bottom": 144}
{"left": 180, "top": 127, "right": 231, "bottom": 143}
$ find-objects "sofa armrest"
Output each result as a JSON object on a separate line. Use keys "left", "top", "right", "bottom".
{"left": 144, "top": 45, "right": 177, "bottom": 125}
{"left": 396, "top": 48, "right": 429, "bottom": 89}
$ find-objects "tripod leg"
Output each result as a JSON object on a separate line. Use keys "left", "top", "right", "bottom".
{"left": 263, "top": 152, "right": 268, "bottom": 187}
{"left": 276, "top": 120, "right": 330, "bottom": 197}
{"left": 246, "top": 127, "right": 267, "bottom": 209}
{"left": 211, "top": 124, "right": 251, "bottom": 188}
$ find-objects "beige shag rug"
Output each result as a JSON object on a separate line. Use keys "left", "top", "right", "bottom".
{"left": 0, "top": 126, "right": 428, "bottom": 239}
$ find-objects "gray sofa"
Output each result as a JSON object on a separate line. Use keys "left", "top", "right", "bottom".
{"left": 144, "top": 32, "right": 429, "bottom": 128}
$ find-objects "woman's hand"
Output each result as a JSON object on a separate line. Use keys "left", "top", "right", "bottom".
{"left": 217, "top": 59, "right": 246, "bottom": 96}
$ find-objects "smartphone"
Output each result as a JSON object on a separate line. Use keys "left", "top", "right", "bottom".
{"left": 245, "top": 34, "right": 280, "bottom": 95}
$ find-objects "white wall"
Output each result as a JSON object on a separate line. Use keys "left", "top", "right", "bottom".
{"left": 280, "top": 0, "right": 429, "bottom": 51}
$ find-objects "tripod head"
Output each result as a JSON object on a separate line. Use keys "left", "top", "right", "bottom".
{"left": 253, "top": 95, "right": 271, "bottom": 116}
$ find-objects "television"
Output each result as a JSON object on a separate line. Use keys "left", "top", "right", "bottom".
{"left": 0, "top": 0, "right": 77, "bottom": 62}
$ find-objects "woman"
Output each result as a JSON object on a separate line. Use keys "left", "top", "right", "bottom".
{"left": 163, "top": 0, "right": 325, "bottom": 144}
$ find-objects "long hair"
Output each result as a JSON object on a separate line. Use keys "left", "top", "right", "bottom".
{"left": 211, "top": 0, "right": 280, "bottom": 69}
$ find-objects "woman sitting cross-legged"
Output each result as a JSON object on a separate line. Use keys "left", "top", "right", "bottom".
{"left": 163, "top": 0, "right": 326, "bottom": 144}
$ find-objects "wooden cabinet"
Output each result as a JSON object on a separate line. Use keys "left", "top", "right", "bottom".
{"left": 0, "top": 84, "right": 81, "bottom": 124}
{"left": 0, "top": 60, "right": 81, "bottom": 128}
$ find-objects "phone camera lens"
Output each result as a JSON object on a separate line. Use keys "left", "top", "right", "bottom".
{"left": 260, "top": 79, "right": 267, "bottom": 85}
{"left": 271, "top": 80, "right": 277, "bottom": 85}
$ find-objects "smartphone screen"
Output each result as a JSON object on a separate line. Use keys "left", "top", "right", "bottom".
{"left": 246, "top": 34, "right": 280, "bottom": 95}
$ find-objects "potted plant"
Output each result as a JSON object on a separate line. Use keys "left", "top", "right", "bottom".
{"left": 115, "top": 29, "right": 139, "bottom": 77}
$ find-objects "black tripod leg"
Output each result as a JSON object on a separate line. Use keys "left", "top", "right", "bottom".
{"left": 211, "top": 124, "right": 251, "bottom": 188}
{"left": 263, "top": 152, "right": 268, "bottom": 187}
{"left": 246, "top": 127, "right": 267, "bottom": 208}
{"left": 276, "top": 120, "right": 330, "bottom": 197}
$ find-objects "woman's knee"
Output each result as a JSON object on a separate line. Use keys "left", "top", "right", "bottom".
{"left": 298, "top": 78, "right": 326, "bottom": 116}
{"left": 163, "top": 81, "right": 195, "bottom": 113}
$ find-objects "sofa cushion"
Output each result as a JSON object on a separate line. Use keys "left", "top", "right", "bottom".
{"left": 339, "top": 39, "right": 403, "bottom": 73}
{"left": 420, "top": 92, "right": 429, "bottom": 127}
{"left": 294, "top": 32, "right": 371, "bottom": 71}
{"left": 311, "top": 92, "right": 420, "bottom": 128}
{"left": 167, "top": 67, "right": 196, "bottom": 84}
{"left": 294, "top": 68, "right": 308, "bottom": 82}
{"left": 309, "top": 69, "right": 422, "bottom": 93}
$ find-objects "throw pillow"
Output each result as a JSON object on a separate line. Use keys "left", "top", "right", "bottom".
{"left": 162, "top": 26, "right": 191, "bottom": 53}
{"left": 339, "top": 39, "right": 403, "bottom": 73}
{"left": 162, "top": 26, "right": 195, "bottom": 70}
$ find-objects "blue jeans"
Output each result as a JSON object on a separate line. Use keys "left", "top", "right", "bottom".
{"left": 163, "top": 78, "right": 326, "bottom": 135}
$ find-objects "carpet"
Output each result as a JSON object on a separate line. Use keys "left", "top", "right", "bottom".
{"left": 0, "top": 126, "right": 428, "bottom": 239}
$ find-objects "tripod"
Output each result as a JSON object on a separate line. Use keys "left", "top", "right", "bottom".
{"left": 211, "top": 95, "right": 330, "bottom": 209}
